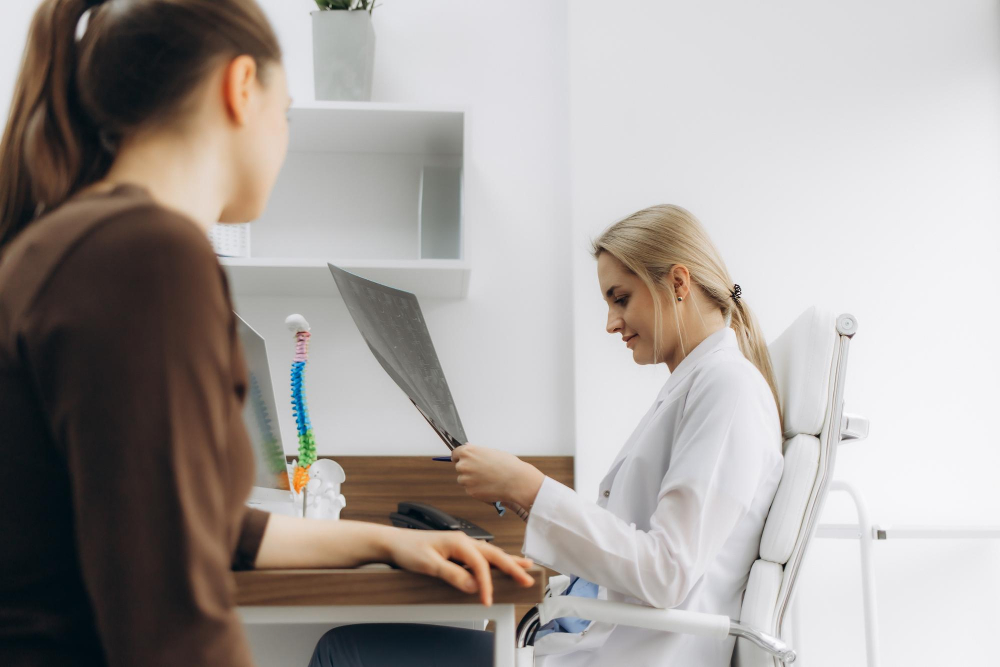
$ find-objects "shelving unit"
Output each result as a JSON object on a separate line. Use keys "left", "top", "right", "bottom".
{"left": 222, "top": 257, "right": 470, "bottom": 299}
{"left": 222, "top": 102, "right": 467, "bottom": 298}
{"left": 286, "top": 102, "right": 463, "bottom": 155}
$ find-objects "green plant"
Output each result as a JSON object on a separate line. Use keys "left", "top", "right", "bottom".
{"left": 313, "top": 0, "right": 376, "bottom": 12}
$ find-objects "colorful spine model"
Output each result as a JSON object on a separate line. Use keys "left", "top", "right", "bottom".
{"left": 286, "top": 314, "right": 317, "bottom": 493}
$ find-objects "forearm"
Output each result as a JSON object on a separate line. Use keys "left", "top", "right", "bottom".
{"left": 509, "top": 464, "right": 546, "bottom": 510}
{"left": 253, "top": 514, "right": 397, "bottom": 569}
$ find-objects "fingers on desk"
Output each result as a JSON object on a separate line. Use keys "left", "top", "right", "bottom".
{"left": 476, "top": 541, "right": 535, "bottom": 589}
{"left": 449, "top": 538, "right": 493, "bottom": 606}
{"left": 436, "top": 555, "right": 482, "bottom": 599}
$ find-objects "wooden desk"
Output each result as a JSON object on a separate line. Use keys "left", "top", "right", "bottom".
{"left": 237, "top": 565, "right": 547, "bottom": 667}
{"left": 302, "top": 455, "right": 573, "bottom": 623}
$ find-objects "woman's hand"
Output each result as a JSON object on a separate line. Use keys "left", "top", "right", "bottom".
{"left": 386, "top": 529, "right": 535, "bottom": 606}
{"left": 451, "top": 444, "right": 545, "bottom": 509}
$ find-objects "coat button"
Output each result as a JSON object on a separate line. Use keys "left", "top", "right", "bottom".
{"left": 603, "top": 490, "right": 610, "bottom": 498}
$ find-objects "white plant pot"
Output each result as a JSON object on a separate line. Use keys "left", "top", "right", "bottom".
{"left": 311, "top": 10, "right": 376, "bottom": 102}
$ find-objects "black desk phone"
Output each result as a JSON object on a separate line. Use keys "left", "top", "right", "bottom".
{"left": 389, "top": 502, "right": 494, "bottom": 542}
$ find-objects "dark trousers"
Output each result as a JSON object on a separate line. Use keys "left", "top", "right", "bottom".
{"left": 308, "top": 623, "right": 495, "bottom": 667}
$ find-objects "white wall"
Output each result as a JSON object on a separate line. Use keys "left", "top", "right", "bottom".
{"left": 568, "top": 1, "right": 1000, "bottom": 665}
{"left": 0, "top": 1, "right": 575, "bottom": 460}
{"left": 240, "top": 1, "right": 574, "bottom": 460}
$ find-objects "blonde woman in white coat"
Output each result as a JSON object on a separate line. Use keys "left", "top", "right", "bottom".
{"left": 309, "top": 204, "right": 783, "bottom": 667}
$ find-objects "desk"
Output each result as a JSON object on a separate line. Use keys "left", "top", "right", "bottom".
{"left": 237, "top": 565, "right": 547, "bottom": 667}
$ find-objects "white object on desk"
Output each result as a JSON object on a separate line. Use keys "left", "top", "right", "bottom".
{"left": 303, "top": 459, "right": 347, "bottom": 520}
{"left": 287, "top": 459, "right": 347, "bottom": 520}
{"left": 208, "top": 222, "right": 251, "bottom": 258}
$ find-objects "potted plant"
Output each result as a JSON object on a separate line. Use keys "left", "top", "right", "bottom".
{"left": 311, "top": 0, "right": 377, "bottom": 101}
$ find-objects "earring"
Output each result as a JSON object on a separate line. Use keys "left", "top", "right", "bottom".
{"left": 677, "top": 296, "right": 683, "bottom": 302}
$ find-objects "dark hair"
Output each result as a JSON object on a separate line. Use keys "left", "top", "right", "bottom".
{"left": 0, "top": 0, "right": 282, "bottom": 249}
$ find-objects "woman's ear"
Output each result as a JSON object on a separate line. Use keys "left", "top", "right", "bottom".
{"left": 670, "top": 265, "right": 691, "bottom": 300}
{"left": 221, "top": 55, "right": 258, "bottom": 126}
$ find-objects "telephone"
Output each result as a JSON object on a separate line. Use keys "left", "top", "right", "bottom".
{"left": 389, "top": 502, "right": 494, "bottom": 542}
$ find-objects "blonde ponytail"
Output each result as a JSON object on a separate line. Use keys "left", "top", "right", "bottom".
{"left": 592, "top": 205, "right": 782, "bottom": 430}
{"left": 729, "top": 295, "right": 782, "bottom": 427}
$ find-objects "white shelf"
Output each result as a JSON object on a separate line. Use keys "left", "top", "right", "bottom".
{"left": 221, "top": 258, "right": 470, "bottom": 299}
{"left": 288, "top": 102, "right": 464, "bottom": 155}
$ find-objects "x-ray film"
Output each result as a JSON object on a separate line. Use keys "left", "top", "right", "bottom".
{"left": 328, "top": 264, "right": 467, "bottom": 449}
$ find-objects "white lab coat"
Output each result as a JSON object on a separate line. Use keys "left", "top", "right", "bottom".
{"left": 523, "top": 327, "right": 783, "bottom": 667}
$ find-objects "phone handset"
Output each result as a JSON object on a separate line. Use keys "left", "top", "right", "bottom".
{"left": 389, "top": 501, "right": 494, "bottom": 541}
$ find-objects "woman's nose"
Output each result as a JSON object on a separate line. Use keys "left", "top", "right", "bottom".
{"left": 607, "top": 312, "right": 623, "bottom": 334}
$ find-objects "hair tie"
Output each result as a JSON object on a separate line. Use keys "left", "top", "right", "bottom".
{"left": 84, "top": 0, "right": 108, "bottom": 6}
{"left": 730, "top": 283, "right": 742, "bottom": 304}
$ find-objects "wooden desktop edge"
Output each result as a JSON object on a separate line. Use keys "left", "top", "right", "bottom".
{"left": 235, "top": 564, "right": 548, "bottom": 607}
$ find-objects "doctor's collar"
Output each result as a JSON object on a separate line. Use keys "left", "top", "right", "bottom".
{"left": 661, "top": 327, "right": 736, "bottom": 392}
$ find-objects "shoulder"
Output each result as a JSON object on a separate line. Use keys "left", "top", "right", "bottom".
{"left": 42, "top": 203, "right": 228, "bottom": 327}
{"left": 1, "top": 194, "right": 222, "bottom": 337}
{"left": 3, "top": 191, "right": 219, "bottom": 298}
{"left": 36, "top": 200, "right": 228, "bottom": 323}
{"left": 683, "top": 350, "right": 782, "bottom": 441}
{"left": 77, "top": 202, "right": 217, "bottom": 269}
{"left": 688, "top": 350, "right": 771, "bottom": 404}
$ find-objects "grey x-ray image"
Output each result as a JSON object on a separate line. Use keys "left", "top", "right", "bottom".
{"left": 329, "top": 264, "right": 467, "bottom": 449}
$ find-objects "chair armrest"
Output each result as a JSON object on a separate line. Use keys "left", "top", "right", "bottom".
{"left": 840, "top": 412, "right": 869, "bottom": 443}
{"left": 528, "top": 597, "right": 796, "bottom": 663}
{"left": 730, "top": 620, "right": 797, "bottom": 663}
{"left": 538, "top": 596, "right": 729, "bottom": 639}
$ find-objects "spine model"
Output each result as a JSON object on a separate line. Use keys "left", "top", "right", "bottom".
{"left": 286, "top": 314, "right": 317, "bottom": 493}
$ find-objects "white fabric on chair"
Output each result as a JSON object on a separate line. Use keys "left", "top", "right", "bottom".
{"left": 768, "top": 307, "right": 837, "bottom": 439}
{"left": 734, "top": 561, "right": 784, "bottom": 667}
{"left": 759, "top": 435, "right": 820, "bottom": 565}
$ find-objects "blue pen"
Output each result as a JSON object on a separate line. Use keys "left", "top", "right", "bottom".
{"left": 431, "top": 456, "right": 452, "bottom": 462}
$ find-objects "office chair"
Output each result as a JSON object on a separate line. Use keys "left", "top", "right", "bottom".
{"left": 515, "top": 307, "right": 869, "bottom": 666}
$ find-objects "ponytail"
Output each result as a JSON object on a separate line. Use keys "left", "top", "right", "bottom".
{"left": 0, "top": 0, "right": 110, "bottom": 249}
{"left": 729, "top": 295, "right": 782, "bottom": 431}
{"left": 0, "top": 0, "right": 282, "bottom": 251}
{"left": 592, "top": 204, "right": 783, "bottom": 432}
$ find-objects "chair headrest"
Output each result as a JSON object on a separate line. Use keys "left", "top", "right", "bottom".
{"left": 768, "top": 307, "right": 838, "bottom": 439}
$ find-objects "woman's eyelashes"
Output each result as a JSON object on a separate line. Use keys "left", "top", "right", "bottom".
{"left": 614, "top": 295, "right": 629, "bottom": 307}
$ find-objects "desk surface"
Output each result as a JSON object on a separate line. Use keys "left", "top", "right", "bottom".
{"left": 235, "top": 564, "right": 547, "bottom": 607}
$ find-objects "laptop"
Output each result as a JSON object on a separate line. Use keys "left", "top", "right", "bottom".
{"left": 235, "top": 313, "right": 297, "bottom": 515}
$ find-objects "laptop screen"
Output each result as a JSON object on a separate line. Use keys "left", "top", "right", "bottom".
{"left": 234, "top": 313, "right": 289, "bottom": 492}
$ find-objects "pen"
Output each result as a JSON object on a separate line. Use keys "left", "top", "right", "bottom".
{"left": 431, "top": 456, "right": 452, "bottom": 462}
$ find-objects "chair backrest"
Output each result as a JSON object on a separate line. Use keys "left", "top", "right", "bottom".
{"left": 732, "top": 307, "right": 858, "bottom": 667}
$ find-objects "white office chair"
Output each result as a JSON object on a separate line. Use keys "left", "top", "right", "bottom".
{"left": 515, "top": 307, "right": 869, "bottom": 666}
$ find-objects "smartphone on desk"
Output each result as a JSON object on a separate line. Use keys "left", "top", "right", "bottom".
{"left": 389, "top": 502, "right": 494, "bottom": 542}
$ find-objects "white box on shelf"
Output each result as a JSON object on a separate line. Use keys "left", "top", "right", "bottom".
{"left": 208, "top": 223, "right": 251, "bottom": 258}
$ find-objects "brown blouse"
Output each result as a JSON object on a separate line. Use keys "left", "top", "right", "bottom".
{"left": 0, "top": 184, "right": 270, "bottom": 666}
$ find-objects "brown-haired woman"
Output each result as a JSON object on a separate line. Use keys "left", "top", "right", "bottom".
{"left": 0, "top": 1, "right": 532, "bottom": 665}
